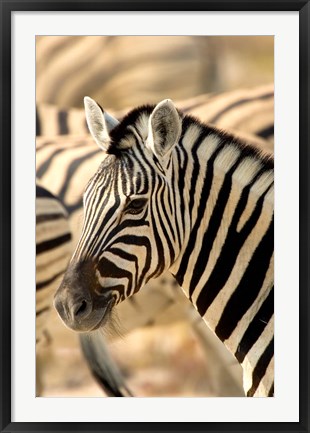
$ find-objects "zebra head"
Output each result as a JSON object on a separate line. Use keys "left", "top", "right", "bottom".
{"left": 54, "top": 97, "right": 184, "bottom": 332}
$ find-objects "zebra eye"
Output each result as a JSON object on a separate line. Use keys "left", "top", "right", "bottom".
{"left": 126, "top": 198, "right": 147, "bottom": 215}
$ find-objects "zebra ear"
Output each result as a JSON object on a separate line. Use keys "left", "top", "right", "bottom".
{"left": 84, "top": 97, "right": 119, "bottom": 151}
{"left": 103, "top": 110, "right": 119, "bottom": 131}
{"left": 147, "top": 99, "right": 182, "bottom": 160}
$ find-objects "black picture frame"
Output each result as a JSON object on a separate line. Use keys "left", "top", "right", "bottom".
{"left": 1, "top": 1, "right": 309, "bottom": 432}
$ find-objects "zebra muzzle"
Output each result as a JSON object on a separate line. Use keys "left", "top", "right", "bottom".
{"left": 53, "top": 261, "right": 115, "bottom": 332}
{"left": 54, "top": 288, "right": 114, "bottom": 332}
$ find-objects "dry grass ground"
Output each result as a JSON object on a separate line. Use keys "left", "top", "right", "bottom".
{"left": 38, "top": 308, "right": 243, "bottom": 398}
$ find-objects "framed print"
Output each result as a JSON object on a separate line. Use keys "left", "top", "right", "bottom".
{"left": 1, "top": 1, "right": 309, "bottom": 432}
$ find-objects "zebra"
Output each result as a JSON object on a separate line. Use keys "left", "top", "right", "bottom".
{"left": 36, "top": 85, "right": 274, "bottom": 248}
{"left": 36, "top": 183, "right": 72, "bottom": 349}
{"left": 36, "top": 183, "right": 72, "bottom": 394}
{"left": 36, "top": 87, "right": 273, "bottom": 396}
{"left": 36, "top": 182, "right": 134, "bottom": 397}
{"left": 179, "top": 84, "right": 274, "bottom": 146}
{"left": 54, "top": 97, "right": 274, "bottom": 397}
{"left": 36, "top": 83, "right": 274, "bottom": 149}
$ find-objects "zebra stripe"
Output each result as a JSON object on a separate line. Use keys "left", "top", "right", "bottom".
{"left": 54, "top": 98, "right": 274, "bottom": 397}
{"left": 36, "top": 134, "right": 244, "bottom": 395}
{"left": 36, "top": 183, "right": 72, "bottom": 350}
{"left": 179, "top": 84, "right": 274, "bottom": 145}
{"left": 36, "top": 135, "right": 213, "bottom": 333}
{"left": 36, "top": 88, "right": 273, "bottom": 396}
{"left": 36, "top": 104, "right": 89, "bottom": 136}
{"left": 36, "top": 84, "right": 274, "bottom": 149}
{"left": 36, "top": 183, "right": 135, "bottom": 397}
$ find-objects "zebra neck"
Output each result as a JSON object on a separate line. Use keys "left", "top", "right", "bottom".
{"left": 169, "top": 127, "right": 274, "bottom": 395}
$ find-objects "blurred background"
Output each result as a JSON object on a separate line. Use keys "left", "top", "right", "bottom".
{"left": 36, "top": 36, "right": 274, "bottom": 398}
{"left": 36, "top": 36, "right": 273, "bottom": 110}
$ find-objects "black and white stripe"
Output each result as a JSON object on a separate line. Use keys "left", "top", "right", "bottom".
{"left": 36, "top": 135, "right": 244, "bottom": 395}
{"left": 36, "top": 183, "right": 135, "bottom": 397}
{"left": 55, "top": 98, "right": 274, "bottom": 397}
{"left": 36, "top": 183, "right": 72, "bottom": 347}
{"left": 36, "top": 183, "right": 72, "bottom": 395}
{"left": 36, "top": 89, "right": 274, "bottom": 396}
{"left": 36, "top": 36, "right": 273, "bottom": 117}
{"left": 36, "top": 84, "right": 274, "bottom": 151}
{"left": 180, "top": 84, "right": 274, "bottom": 146}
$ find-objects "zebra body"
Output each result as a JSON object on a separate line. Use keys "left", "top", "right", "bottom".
{"left": 54, "top": 98, "right": 274, "bottom": 397}
{"left": 36, "top": 183, "right": 72, "bottom": 348}
{"left": 174, "top": 83, "right": 274, "bottom": 146}
{"left": 36, "top": 83, "right": 274, "bottom": 150}
{"left": 36, "top": 183, "right": 72, "bottom": 395}
{"left": 36, "top": 88, "right": 273, "bottom": 396}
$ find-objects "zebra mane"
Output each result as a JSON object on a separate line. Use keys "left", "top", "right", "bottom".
{"left": 107, "top": 105, "right": 154, "bottom": 153}
{"left": 106, "top": 103, "right": 274, "bottom": 171}
{"left": 181, "top": 113, "right": 274, "bottom": 170}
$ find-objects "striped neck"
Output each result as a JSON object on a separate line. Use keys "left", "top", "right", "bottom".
{"left": 169, "top": 121, "right": 274, "bottom": 396}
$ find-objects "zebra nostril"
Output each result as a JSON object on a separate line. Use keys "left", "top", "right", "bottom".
{"left": 73, "top": 298, "right": 92, "bottom": 320}
{"left": 75, "top": 300, "right": 87, "bottom": 316}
